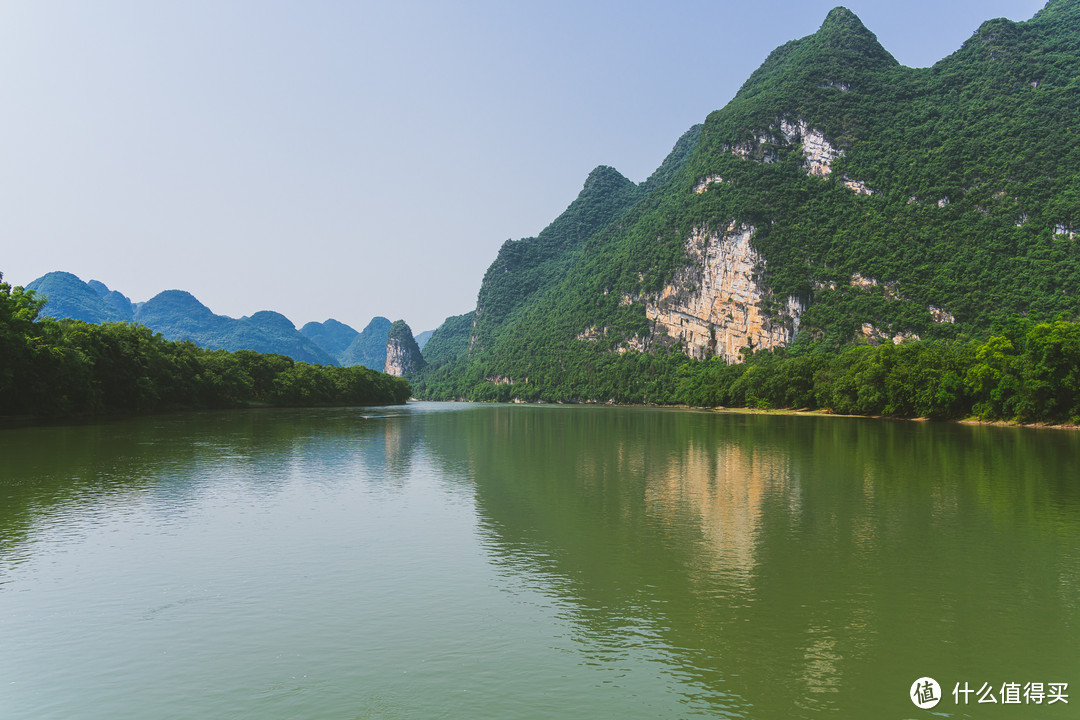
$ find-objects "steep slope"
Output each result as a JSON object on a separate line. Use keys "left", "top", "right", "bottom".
{"left": 414, "top": 329, "right": 434, "bottom": 350}
{"left": 465, "top": 125, "right": 702, "bottom": 359}
{"left": 418, "top": 1, "right": 1080, "bottom": 402}
{"left": 339, "top": 316, "right": 393, "bottom": 370}
{"left": 383, "top": 320, "right": 426, "bottom": 377}
{"left": 420, "top": 312, "right": 473, "bottom": 370}
{"left": 468, "top": 163, "right": 648, "bottom": 354}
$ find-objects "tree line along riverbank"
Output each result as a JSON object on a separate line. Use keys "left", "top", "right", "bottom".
{"left": 1, "top": 274, "right": 410, "bottom": 417}
{"left": 415, "top": 317, "right": 1080, "bottom": 426}
{"left": 6, "top": 272, "right": 1079, "bottom": 425}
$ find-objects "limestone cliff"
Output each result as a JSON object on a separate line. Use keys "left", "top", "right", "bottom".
{"left": 413, "top": 2, "right": 1080, "bottom": 404}
{"left": 383, "top": 320, "right": 426, "bottom": 377}
{"left": 641, "top": 224, "right": 803, "bottom": 363}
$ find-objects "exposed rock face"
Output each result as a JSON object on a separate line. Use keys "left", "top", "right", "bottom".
{"left": 850, "top": 273, "right": 880, "bottom": 289}
{"left": 843, "top": 177, "right": 874, "bottom": 195}
{"left": 779, "top": 119, "right": 838, "bottom": 177}
{"left": 724, "top": 117, "right": 880, "bottom": 192}
{"left": 861, "top": 323, "right": 921, "bottom": 345}
{"left": 821, "top": 80, "right": 852, "bottom": 91}
{"left": 643, "top": 224, "right": 804, "bottom": 363}
{"left": 340, "top": 316, "right": 393, "bottom": 370}
{"left": 929, "top": 306, "right": 956, "bottom": 324}
{"left": 383, "top": 320, "right": 426, "bottom": 377}
{"left": 693, "top": 174, "right": 724, "bottom": 193}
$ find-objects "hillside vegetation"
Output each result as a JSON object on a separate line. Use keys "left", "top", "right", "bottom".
{"left": 415, "top": 1, "right": 1080, "bottom": 424}
{"left": 25, "top": 271, "right": 397, "bottom": 367}
{"left": 1, "top": 274, "right": 410, "bottom": 417}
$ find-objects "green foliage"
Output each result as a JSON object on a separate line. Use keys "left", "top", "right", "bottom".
{"left": 0, "top": 275, "right": 410, "bottom": 418}
{"left": 419, "top": 2, "right": 1080, "bottom": 418}
{"left": 301, "top": 318, "right": 360, "bottom": 358}
{"left": 132, "top": 291, "right": 337, "bottom": 365}
{"left": 416, "top": 317, "right": 1080, "bottom": 424}
{"left": 27, "top": 273, "right": 340, "bottom": 365}
{"left": 964, "top": 318, "right": 1080, "bottom": 422}
{"left": 338, "top": 316, "right": 392, "bottom": 370}
{"left": 469, "top": 164, "right": 647, "bottom": 354}
{"left": 420, "top": 312, "right": 473, "bottom": 369}
{"left": 26, "top": 271, "right": 134, "bottom": 324}
{"left": 0, "top": 273, "right": 48, "bottom": 412}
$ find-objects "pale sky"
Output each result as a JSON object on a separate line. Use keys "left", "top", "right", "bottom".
{"left": 0, "top": 0, "right": 1047, "bottom": 333}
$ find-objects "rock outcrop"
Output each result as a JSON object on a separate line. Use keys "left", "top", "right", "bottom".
{"left": 643, "top": 224, "right": 803, "bottom": 363}
{"left": 779, "top": 119, "right": 839, "bottom": 177}
{"left": 383, "top": 320, "right": 427, "bottom": 377}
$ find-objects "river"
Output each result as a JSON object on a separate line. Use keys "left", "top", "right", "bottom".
{"left": 1, "top": 403, "right": 1077, "bottom": 718}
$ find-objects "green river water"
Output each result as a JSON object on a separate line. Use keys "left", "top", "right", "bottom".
{"left": 1, "top": 403, "right": 1077, "bottom": 718}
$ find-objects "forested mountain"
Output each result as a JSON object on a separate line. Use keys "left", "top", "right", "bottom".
{"left": 1, "top": 272, "right": 411, "bottom": 416}
{"left": 383, "top": 320, "right": 426, "bottom": 378}
{"left": 416, "top": 1, "right": 1080, "bottom": 421}
{"left": 420, "top": 312, "right": 473, "bottom": 370}
{"left": 134, "top": 290, "right": 339, "bottom": 365}
{"left": 338, "top": 316, "right": 393, "bottom": 370}
{"left": 301, "top": 319, "right": 359, "bottom": 359}
{"left": 414, "top": 329, "right": 434, "bottom": 350}
{"left": 468, "top": 127, "right": 701, "bottom": 357}
{"left": 27, "top": 272, "right": 136, "bottom": 324}
{"left": 24, "top": 272, "right": 398, "bottom": 368}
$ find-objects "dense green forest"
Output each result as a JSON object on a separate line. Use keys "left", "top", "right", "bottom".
{"left": 27, "top": 272, "right": 340, "bottom": 365}
{"left": 416, "top": 318, "right": 1080, "bottom": 424}
{"left": 415, "top": 1, "right": 1080, "bottom": 423}
{"left": 1, "top": 274, "right": 410, "bottom": 417}
{"left": 420, "top": 312, "right": 474, "bottom": 370}
{"left": 468, "top": 127, "right": 702, "bottom": 356}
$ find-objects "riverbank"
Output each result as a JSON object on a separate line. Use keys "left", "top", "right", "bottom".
{"left": 702, "top": 404, "right": 1080, "bottom": 430}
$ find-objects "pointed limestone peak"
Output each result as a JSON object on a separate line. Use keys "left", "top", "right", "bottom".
{"left": 818, "top": 6, "right": 866, "bottom": 32}
{"left": 532, "top": 164, "right": 642, "bottom": 245}
{"left": 734, "top": 6, "right": 897, "bottom": 103}
{"left": 812, "top": 7, "right": 897, "bottom": 65}
{"left": 641, "top": 124, "right": 704, "bottom": 193}
{"left": 383, "top": 320, "right": 426, "bottom": 377}
{"left": 581, "top": 165, "right": 636, "bottom": 197}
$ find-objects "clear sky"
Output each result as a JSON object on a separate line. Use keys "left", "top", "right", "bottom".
{"left": 0, "top": 0, "right": 1048, "bottom": 333}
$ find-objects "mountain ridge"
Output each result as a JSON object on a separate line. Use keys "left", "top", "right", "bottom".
{"left": 416, "top": 0, "right": 1080, "bottom": 404}
{"left": 24, "top": 271, "right": 393, "bottom": 367}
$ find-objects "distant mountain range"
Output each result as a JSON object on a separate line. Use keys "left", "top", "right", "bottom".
{"left": 25, "top": 271, "right": 434, "bottom": 368}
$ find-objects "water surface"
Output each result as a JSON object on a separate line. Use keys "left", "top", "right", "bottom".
{"left": 1, "top": 403, "right": 1077, "bottom": 718}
